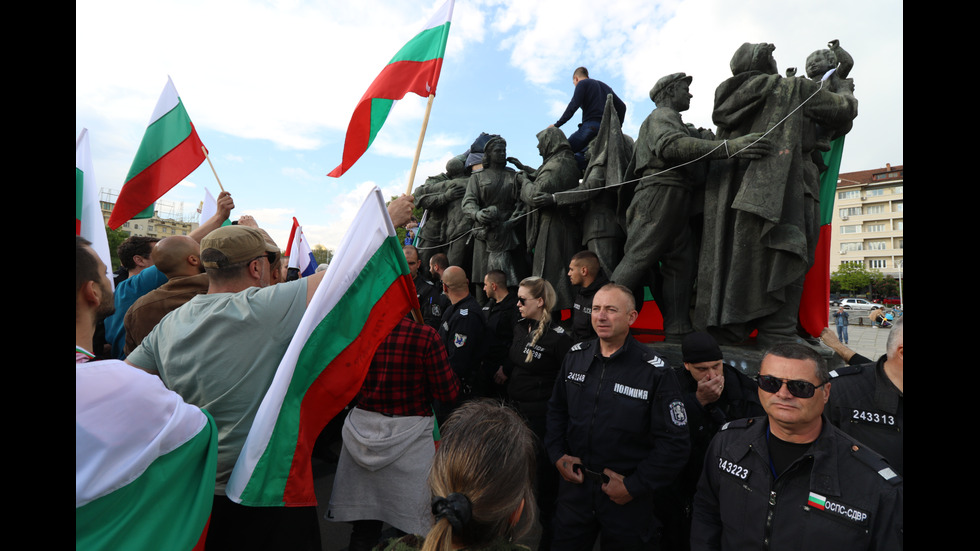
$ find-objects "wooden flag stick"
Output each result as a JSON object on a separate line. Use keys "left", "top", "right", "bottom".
{"left": 405, "top": 94, "right": 436, "bottom": 196}
{"left": 202, "top": 145, "right": 225, "bottom": 192}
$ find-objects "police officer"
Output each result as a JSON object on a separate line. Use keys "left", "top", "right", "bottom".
{"left": 828, "top": 316, "right": 903, "bottom": 476}
{"left": 655, "top": 332, "right": 764, "bottom": 550}
{"left": 437, "top": 266, "right": 486, "bottom": 395}
{"left": 404, "top": 244, "right": 448, "bottom": 330}
{"left": 567, "top": 250, "right": 609, "bottom": 343}
{"left": 692, "top": 343, "right": 903, "bottom": 551}
{"left": 545, "top": 283, "right": 690, "bottom": 550}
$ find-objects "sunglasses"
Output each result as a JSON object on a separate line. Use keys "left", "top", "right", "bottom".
{"left": 757, "top": 375, "right": 826, "bottom": 398}
{"left": 250, "top": 251, "right": 279, "bottom": 265}
{"left": 517, "top": 297, "right": 529, "bottom": 305}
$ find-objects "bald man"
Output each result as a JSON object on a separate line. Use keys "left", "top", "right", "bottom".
{"left": 123, "top": 236, "right": 209, "bottom": 355}
{"left": 437, "top": 266, "right": 487, "bottom": 391}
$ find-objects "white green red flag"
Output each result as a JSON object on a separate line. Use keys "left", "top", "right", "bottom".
{"left": 76, "top": 360, "right": 218, "bottom": 550}
{"left": 800, "top": 136, "right": 846, "bottom": 337}
{"left": 76, "top": 128, "right": 113, "bottom": 287}
{"left": 108, "top": 77, "right": 206, "bottom": 229}
{"left": 226, "top": 187, "right": 419, "bottom": 506}
{"left": 286, "top": 217, "right": 318, "bottom": 277}
{"left": 328, "top": 0, "right": 454, "bottom": 177}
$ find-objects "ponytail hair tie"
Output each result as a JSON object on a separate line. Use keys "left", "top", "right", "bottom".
{"left": 431, "top": 492, "right": 472, "bottom": 531}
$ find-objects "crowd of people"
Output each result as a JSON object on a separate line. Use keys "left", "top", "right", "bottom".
{"left": 78, "top": 50, "right": 896, "bottom": 551}
{"left": 77, "top": 184, "right": 903, "bottom": 550}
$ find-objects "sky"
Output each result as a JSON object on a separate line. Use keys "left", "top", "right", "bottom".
{"left": 76, "top": 0, "right": 903, "bottom": 252}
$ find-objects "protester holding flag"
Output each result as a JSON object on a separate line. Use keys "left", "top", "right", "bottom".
{"left": 103, "top": 190, "right": 234, "bottom": 360}
{"left": 126, "top": 192, "right": 415, "bottom": 549}
{"left": 76, "top": 236, "right": 218, "bottom": 551}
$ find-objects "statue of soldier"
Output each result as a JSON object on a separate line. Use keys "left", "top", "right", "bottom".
{"left": 462, "top": 136, "right": 525, "bottom": 294}
{"left": 611, "top": 72, "right": 769, "bottom": 340}
{"left": 695, "top": 43, "right": 857, "bottom": 346}
{"left": 414, "top": 154, "right": 468, "bottom": 273}
{"left": 512, "top": 126, "right": 581, "bottom": 311}
{"left": 535, "top": 94, "right": 630, "bottom": 276}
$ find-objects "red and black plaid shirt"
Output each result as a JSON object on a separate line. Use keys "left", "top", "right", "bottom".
{"left": 356, "top": 317, "right": 460, "bottom": 417}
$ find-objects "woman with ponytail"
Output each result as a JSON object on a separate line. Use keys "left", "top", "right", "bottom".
{"left": 378, "top": 400, "right": 537, "bottom": 551}
{"left": 505, "top": 276, "right": 572, "bottom": 550}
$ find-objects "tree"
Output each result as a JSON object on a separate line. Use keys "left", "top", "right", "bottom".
{"left": 831, "top": 263, "right": 878, "bottom": 294}
{"left": 872, "top": 275, "right": 900, "bottom": 299}
{"left": 311, "top": 244, "right": 333, "bottom": 266}
{"left": 105, "top": 225, "right": 130, "bottom": 270}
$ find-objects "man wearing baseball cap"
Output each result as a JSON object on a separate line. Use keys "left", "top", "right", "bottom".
{"left": 124, "top": 195, "right": 414, "bottom": 551}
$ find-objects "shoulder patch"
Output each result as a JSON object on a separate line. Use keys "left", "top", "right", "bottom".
{"left": 647, "top": 356, "right": 665, "bottom": 368}
{"left": 848, "top": 439, "right": 903, "bottom": 485}
{"left": 829, "top": 364, "right": 863, "bottom": 379}
{"left": 460, "top": 308, "right": 468, "bottom": 316}
{"left": 453, "top": 333, "right": 468, "bottom": 348}
{"left": 719, "top": 417, "right": 755, "bottom": 431}
{"left": 570, "top": 342, "right": 584, "bottom": 351}
{"left": 669, "top": 400, "right": 687, "bottom": 426}
{"left": 553, "top": 325, "right": 565, "bottom": 334}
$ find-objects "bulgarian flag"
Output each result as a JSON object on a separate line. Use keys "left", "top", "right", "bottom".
{"left": 286, "top": 217, "right": 318, "bottom": 277}
{"left": 799, "top": 136, "right": 846, "bottom": 337}
{"left": 328, "top": 0, "right": 454, "bottom": 177}
{"left": 76, "top": 128, "right": 113, "bottom": 288}
{"left": 226, "top": 187, "right": 419, "bottom": 506}
{"left": 76, "top": 360, "right": 218, "bottom": 550}
{"left": 108, "top": 77, "right": 207, "bottom": 229}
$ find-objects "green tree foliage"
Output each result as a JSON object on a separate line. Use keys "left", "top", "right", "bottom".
{"left": 872, "top": 275, "right": 900, "bottom": 298}
{"left": 831, "top": 263, "right": 880, "bottom": 294}
{"left": 105, "top": 225, "right": 130, "bottom": 270}
{"left": 311, "top": 245, "right": 334, "bottom": 266}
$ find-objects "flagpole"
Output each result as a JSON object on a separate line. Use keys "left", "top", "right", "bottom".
{"left": 202, "top": 146, "right": 226, "bottom": 192}
{"left": 405, "top": 94, "right": 435, "bottom": 196}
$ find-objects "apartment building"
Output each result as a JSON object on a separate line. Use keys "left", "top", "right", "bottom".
{"left": 829, "top": 163, "right": 903, "bottom": 278}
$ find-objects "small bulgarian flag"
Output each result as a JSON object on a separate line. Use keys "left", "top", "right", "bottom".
{"left": 328, "top": 0, "right": 454, "bottom": 177}
{"left": 799, "top": 136, "right": 846, "bottom": 337}
{"left": 76, "top": 360, "right": 218, "bottom": 550}
{"left": 108, "top": 77, "right": 206, "bottom": 229}
{"left": 807, "top": 491, "right": 827, "bottom": 510}
{"left": 76, "top": 129, "right": 113, "bottom": 288}
{"left": 286, "top": 217, "right": 318, "bottom": 277}
{"left": 226, "top": 187, "right": 419, "bottom": 506}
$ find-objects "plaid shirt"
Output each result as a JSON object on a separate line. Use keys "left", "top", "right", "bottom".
{"left": 356, "top": 316, "right": 460, "bottom": 417}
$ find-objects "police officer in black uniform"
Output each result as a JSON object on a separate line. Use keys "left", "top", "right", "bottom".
{"left": 545, "top": 283, "right": 690, "bottom": 550}
{"left": 437, "top": 266, "right": 486, "bottom": 395}
{"left": 692, "top": 343, "right": 903, "bottom": 551}
{"left": 404, "top": 244, "right": 449, "bottom": 330}
{"left": 567, "top": 250, "right": 609, "bottom": 343}
{"left": 828, "top": 316, "right": 903, "bottom": 476}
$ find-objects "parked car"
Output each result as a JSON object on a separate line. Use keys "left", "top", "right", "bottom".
{"left": 839, "top": 298, "right": 884, "bottom": 311}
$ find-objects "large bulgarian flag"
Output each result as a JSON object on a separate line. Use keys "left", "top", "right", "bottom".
{"left": 226, "top": 187, "right": 419, "bottom": 506}
{"left": 76, "top": 128, "right": 113, "bottom": 287}
{"left": 799, "top": 136, "right": 846, "bottom": 337}
{"left": 328, "top": 0, "right": 454, "bottom": 177}
{"left": 108, "top": 77, "right": 207, "bottom": 229}
{"left": 76, "top": 360, "right": 218, "bottom": 550}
